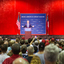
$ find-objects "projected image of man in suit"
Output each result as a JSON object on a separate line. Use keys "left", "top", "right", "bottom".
{"left": 22, "top": 20, "right": 34, "bottom": 28}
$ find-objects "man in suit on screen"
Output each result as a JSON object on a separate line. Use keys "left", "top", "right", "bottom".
{"left": 22, "top": 20, "right": 34, "bottom": 28}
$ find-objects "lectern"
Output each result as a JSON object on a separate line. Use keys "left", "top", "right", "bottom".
{"left": 24, "top": 28, "right": 31, "bottom": 39}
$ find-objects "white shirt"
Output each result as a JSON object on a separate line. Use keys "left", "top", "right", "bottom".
{"left": 35, "top": 53, "right": 45, "bottom": 64}
{"left": 0, "top": 53, "right": 10, "bottom": 64}
{"left": 27, "top": 23, "right": 29, "bottom": 27}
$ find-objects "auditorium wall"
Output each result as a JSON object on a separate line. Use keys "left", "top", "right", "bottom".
{"left": 0, "top": 0, "right": 64, "bottom": 35}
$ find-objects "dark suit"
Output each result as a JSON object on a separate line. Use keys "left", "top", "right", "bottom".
{"left": 24, "top": 24, "right": 32, "bottom": 28}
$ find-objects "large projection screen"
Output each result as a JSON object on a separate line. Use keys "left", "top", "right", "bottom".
{"left": 20, "top": 14, "right": 46, "bottom": 35}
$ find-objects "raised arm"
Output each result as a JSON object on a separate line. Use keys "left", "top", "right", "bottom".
{"left": 30, "top": 37, "right": 35, "bottom": 45}
{"left": 36, "top": 37, "right": 40, "bottom": 44}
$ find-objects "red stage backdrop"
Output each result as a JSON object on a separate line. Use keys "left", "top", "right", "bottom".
{"left": 0, "top": 0, "right": 64, "bottom": 35}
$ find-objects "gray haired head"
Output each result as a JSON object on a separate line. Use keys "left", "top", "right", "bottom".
{"left": 27, "top": 46, "right": 34, "bottom": 54}
{"left": 44, "top": 44, "right": 59, "bottom": 62}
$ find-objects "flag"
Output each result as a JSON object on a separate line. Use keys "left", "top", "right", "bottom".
{"left": 46, "top": 14, "right": 49, "bottom": 35}
{"left": 16, "top": 15, "right": 20, "bottom": 30}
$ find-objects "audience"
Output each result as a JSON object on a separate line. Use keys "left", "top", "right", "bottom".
{"left": 58, "top": 50, "right": 64, "bottom": 64}
{"left": 25, "top": 40, "right": 30, "bottom": 47}
{"left": 15, "top": 38, "right": 20, "bottom": 43}
{"left": 42, "top": 39, "right": 46, "bottom": 44}
{"left": 13, "top": 58, "right": 29, "bottom": 64}
{"left": 21, "top": 37, "right": 25, "bottom": 40}
{"left": 62, "top": 44, "right": 64, "bottom": 50}
{"left": 28, "top": 38, "right": 32, "bottom": 44}
{"left": 0, "top": 40, "right": 4, "bottom": 45}
{"left": 0, "top": 36, "right": 2, "bottom": 40}
{"left": 35, "top": 42, "right": 45, "bottom": 64}
{"left": 0, "top": 45, "right": 2, "bottom": 54}
{"left": 25, "top": 46, "right": 41, "bottom": 64}
{"left": 25, "top": 46, "right": 34, "bottom": 63}
{"left": 3, "top": 38, "right": 8, "bottom": 42}
{"left": 56, "top": 43, "right": 62, "bottom": 52}
{"left": 0, "top": 36, "right": 63, "bottom": 64}
{"left": 21, "top": 44, "right": 28, "bottom": 58}
{"left": 59, "top": 41, "right": 62, "bottom": 49}
{"left": 2, "top": 43, "right": 21, "bottom": 64}
{"left": 4, "top": 41, "right": 8, "bottom": 45}
{"left": 0, "top": 44, "right": 9, "bottom": 64}
{"left": 20, "top": 39, "right": 25, "bottom": 46}
{"left": 0, "top": 40, "right": 4, "bottom": 54}
{"left": 34, "top": 45, "right": 38, "bottom": 53}
{"left": 7, "top": 40, "right": 15, "bottom": 53}
{"left": 44, "top": 44, "right": 59, "bottom": 64}
{"left": 34, "top": 41, "right": 39, "bottom": 49}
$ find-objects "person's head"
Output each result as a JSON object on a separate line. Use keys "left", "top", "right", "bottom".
{"left": 0, "top": 36, "right": 2, "bottom": 40}
{"left": 11, "top": 43, "right": 20, "bottom": 54}
{"left": 4, "top": 41, "right": 8, "bottom": 44}
{"left": 0, "top": 40, "right": 4, "bottom": 45}
{"left": 27, "top": 20, "right": 29, "bottom": 24}
{"left": 28, "top": 38, "right": 32, "bottom": 43}
{"left": 59, "top": 41, "right": 62, "bottom": 46}
{"left": 45, "top": 42, "right": 49, "bottom": 46}
{"left": 62, "top": 45, "right": 64, "bottom": 50}
{"left": 34, "top": 46, "right": 38, "bottom": 53}
{"left": 4, "top": 38, "right": 8, "bottom": 41}
{"left": 9, "top": 40, "right": 15, "bottom": 46}
{"left": 20, "top": 39, "right": 25, "bottom": 45}
{"left": 21, "top": 44, "right": 27, "bottom": 53}
{"left": 58, "top": 51, "right": 64, "bottom": 64}
{"left": 13, "top": 58, "right": 29, "bottom": 64}
{"left": 27, "top": 46, "right": 34, "bottom": 55}
{"left": 44, "top": 44, "right": 59, "bottom": 63}
{"left": 51, "top": 38, "right": 55, "bottom": 42}
{"left": 16, "top": 38, "right": 20, "bottom": 43}
{"left": 0, "top": 45, "right": 2, "bottom": 54}
{"left": 8, "top": 39, "right": 11, "bottom": 42}
{"left": 56, "top": 43, "right": 59, "bottom": 47}
{"left": 1, "top": 44, "right": 8, "bottom": 53}
{"left": 39, "top": 42, "right": 45, "bottom": 51}
{"left": 25, "top": 40, "right": 28, "bottom": 45}
{"left": 21, "top": 37, "right": 25, "bottom": 40}
{"left": 42, "top": 39, "right": 46, "bottom": 44}
{"left": 34, "top": 41, "right": 39, "bottom": 46}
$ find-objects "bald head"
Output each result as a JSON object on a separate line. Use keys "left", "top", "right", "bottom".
{"left": 13, "top": 58, "right": 29, "bottom": 64}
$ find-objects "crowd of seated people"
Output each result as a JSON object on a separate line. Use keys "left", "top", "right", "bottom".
{"left": 0, "top": 36, "right": 64, "bottom": 64}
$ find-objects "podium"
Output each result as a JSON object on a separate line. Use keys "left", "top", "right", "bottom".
{"left": 24, "top": 28, "right": 31, "bottom": 39}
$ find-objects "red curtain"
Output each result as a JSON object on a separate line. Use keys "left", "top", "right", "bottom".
{"left": 0, "top": 0, "right": 64, "bottom": 35}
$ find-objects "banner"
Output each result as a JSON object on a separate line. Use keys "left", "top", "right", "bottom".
{"left": 20, "top": 14, "right": 46, "bottom": 35}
